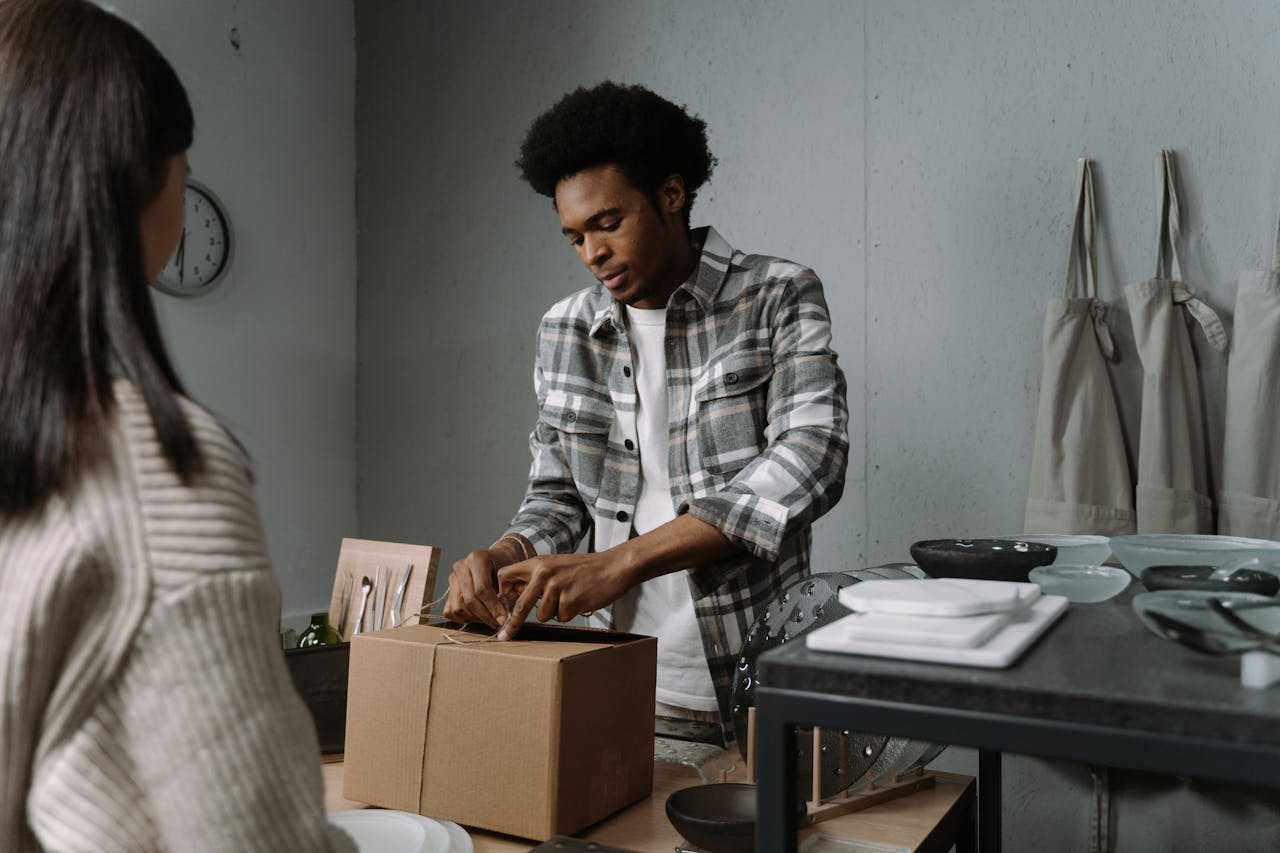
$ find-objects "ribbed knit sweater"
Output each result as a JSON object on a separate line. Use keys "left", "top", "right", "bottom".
{"left": 0, "top": 382, "right": 355, "bottom": 852}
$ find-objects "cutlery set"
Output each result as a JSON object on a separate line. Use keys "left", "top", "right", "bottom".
{"left": 337, "top": 563, "right": 414, "bottom": 638}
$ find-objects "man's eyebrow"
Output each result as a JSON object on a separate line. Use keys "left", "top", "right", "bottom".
{"left": 561, "top": 207, "right": 622, "bottom": 235}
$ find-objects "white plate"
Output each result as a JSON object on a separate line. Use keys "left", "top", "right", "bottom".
{"left": 839, "top": 578, "right": 1040, "bottom": 617}
{"left": 438, "top": 820, "right": 473, "bottom": 853}
{"left": 808, "top": 594, "right": 1069, "bottom": 668}
{"left": 328, "top": 809, "right": 454, "bottom": 853}
{"left": 839, "top": 606, "right": 1021, "bottom": 648}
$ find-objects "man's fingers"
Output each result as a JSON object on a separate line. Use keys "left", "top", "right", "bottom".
{"left": 465, "top": 555, "right": 510, "bottom": 629}
{"left": 498, "top": 574, "right": 543, "bottom": 641}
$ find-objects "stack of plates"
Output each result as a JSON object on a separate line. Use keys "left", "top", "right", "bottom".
{"left": 806, "top": 578, "right": 1069, "bottom": 668}
{"left": 328, "top": 810, "right": 472, "bottom": 853}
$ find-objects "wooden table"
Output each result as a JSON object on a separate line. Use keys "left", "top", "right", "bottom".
{"left": 323, "top": 753, "right": 974, "bottom": 852}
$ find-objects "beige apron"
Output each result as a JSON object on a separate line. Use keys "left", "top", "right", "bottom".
{"left": 1025, "top": 159, "right": 1136, "bottom": 535}
{"left": 1125, "top": 150, "right": 1227, "bottom": 534}
{"left": 1219, "top": 182, "right": 1280, "bottom": 537}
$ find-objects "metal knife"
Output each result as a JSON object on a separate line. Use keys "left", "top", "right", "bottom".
{"left": 373, "top": 565, "right": 385, "bottom": 630}
{"left": 390, "top": 563, "right": 414, "bottom": 627}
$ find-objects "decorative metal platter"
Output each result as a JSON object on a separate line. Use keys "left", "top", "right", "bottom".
{"left": 730, "top": 566, "right": 945, "bottom": 799}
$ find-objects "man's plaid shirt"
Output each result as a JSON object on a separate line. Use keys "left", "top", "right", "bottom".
{"left": 505, "top": 227, "right": 849, "bottom": 743}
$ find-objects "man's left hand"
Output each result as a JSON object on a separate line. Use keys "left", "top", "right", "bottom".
{"left": 494, "top": 552, "right": 635, "bottom": 641}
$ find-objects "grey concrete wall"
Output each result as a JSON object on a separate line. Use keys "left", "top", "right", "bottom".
{"left": 355, "top": 0, "right": 1280, "bottom": 848}
{"left": 115, "top": 0, "right": 358, "bottom": 629}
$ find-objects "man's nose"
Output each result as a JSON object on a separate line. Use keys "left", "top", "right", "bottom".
{"left": 582, "top": 234, "right": 610, "bottom": 266}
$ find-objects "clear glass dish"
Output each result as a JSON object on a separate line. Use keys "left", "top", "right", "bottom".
{"left": 1109, "top": 534, "right": 1280, "bottom": 578}
{"left": 1028, "top": 564, "right": 1130, "bottom": 603}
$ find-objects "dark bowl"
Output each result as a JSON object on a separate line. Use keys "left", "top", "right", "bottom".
{"left": 909, "top": 538, "right": 1057, "bottom": 583}
{"left": 1141, "top": 564, "right": 1280, "bottom": 596}
{"left": 283, "top": 642, "right": 349, "bottom": 754}
{"left": 666, "top": 783, "right": 806, "bottom": 853}
{"left": 666, "top": 783, "right": 756, "bottom": 853}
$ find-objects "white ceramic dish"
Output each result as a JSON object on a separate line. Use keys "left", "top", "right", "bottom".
{"left": 1029, "top": 564, "right": 1130, "bottom": 603}
{"left": 328, "top": 809, "right": 464, "bottom": 853}
{"left": 1109, "top": 534, "right": 1280, "bottom": 578}
{"left": 1010, "top": 534, "right": 1112, "bottom": 567}
{"left": 808, "top": 594, "right": 1069, "bottom": 668}
{"left": 838, "top": 578, "right": 1040, "bottom": 618}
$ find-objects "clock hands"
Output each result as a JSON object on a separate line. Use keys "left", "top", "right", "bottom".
{"left": 175, "top": 228, "right": 187, "bottom": 283}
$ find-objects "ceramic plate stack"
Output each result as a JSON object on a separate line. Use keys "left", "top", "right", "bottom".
{"left": 806, "top": 578, "right": 1069, "bottom": 668}
{"left": 328, "top": 810, "right": 472, "bottom": 853}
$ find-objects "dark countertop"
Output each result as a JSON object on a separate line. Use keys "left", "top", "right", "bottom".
{"left": 757, "top": 587, "right": 1280, "bottom": 747}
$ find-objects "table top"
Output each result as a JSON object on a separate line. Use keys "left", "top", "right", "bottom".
{"left": 323, "top": 755, "right": 973, "bottom": 852}
{"left": 758, "top": 587, "right": 1280, "bottom": 748}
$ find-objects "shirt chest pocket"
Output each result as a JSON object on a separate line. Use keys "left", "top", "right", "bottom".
{"left": 693, "top": 349, "right": 773, "bottom": 477}
{"left": 542, "top": 389, "right": 614, "bottom": 495}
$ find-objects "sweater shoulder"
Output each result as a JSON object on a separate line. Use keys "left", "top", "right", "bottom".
{"left": 111, "top": 381, "right": 271, "bottom": 579}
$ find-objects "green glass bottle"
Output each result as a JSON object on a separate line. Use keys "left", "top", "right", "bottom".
{"left": 297, "top": 612, "right": 341, "bottom": 648}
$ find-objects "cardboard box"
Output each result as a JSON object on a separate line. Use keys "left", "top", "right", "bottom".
{"left": 343, "top": 623, "right": 657, "bottom": 840}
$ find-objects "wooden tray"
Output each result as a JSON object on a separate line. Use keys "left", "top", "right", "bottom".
{"left": 327, "top": 537, "right": 440, "bottom": 640}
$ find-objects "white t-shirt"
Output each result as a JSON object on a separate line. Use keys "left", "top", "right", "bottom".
{"left": 611, "top": 305, "right": 718, "bottom": 712}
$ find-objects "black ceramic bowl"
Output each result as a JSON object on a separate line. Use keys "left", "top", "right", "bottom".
{"left": 666, "top": 783, "right": 756, "bottom": 853}
{"left": 666, "top": 783, "right": 806, "bottom": 853}
{"left": 909, "top": 538, "right": 1057, "bottom": 583}
{"left": 1141, "top": 564, "right": 1280, "bottom": 596}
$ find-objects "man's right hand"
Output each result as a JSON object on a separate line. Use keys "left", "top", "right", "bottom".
{"left": 444, "top": 541, "right": 523, "bottom": 630}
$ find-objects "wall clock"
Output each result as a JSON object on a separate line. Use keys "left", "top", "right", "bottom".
{"left": 153, "top": 178, "right": 233, "bottom": 297}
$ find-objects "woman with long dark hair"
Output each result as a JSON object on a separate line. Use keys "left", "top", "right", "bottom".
{"left": 0, "top": 2, "right": 353, "bottom": 849}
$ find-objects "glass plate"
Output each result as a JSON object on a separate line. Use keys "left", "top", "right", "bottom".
{"left": 1131, "top": 590, "right": 1280, "bottom": 652}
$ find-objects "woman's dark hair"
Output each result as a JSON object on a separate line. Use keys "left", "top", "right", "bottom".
{"left": 0, "top": 0, "right": 198, "bottom": 513}
{"left": 516, "top": 81, "right": 716, "bottom": 226}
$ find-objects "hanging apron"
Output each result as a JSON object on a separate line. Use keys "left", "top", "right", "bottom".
{"left": 1025, "top": 159, "right": 1136, "bottom": 535}
{"left": 1219, "top": 181, "right": 1280, "bottom": 538}
{"left": 1125, "top": 150, "right": 1227, "bottom": 534}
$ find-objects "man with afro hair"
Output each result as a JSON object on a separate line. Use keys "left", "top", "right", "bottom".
{"left": 445, "top": 81, "right": 849, "bottom": 744}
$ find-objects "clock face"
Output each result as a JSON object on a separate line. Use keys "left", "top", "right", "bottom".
{"left": 153, "top": 179, "right": 232, "bottom": 297}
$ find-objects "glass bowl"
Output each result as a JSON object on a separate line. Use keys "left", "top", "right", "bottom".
{"left": 1109, "top": 534, "right": 1280, "bottom": 578}
{"left": 1140, "top": 564, "right": 1280, "bottom": 596}
{"left": 1131, "top": 590, "right": 1280, "bottom": 651}
{"left": 1028, "top": 564, "right": 1131, "bottom": 603}
{"left": 1012, "top": 534, "right": 1112, "bottom": 567}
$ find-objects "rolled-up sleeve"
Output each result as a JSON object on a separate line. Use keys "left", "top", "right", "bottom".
{"left": 684, "top": 269, "right": 849, "bottom": 571}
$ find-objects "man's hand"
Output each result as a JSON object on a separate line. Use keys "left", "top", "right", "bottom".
{"left": 444, "top": 538, "right": 528, "bottom": 629}
{"left": 495, "top": 552, "right": 637, "bottom": 641}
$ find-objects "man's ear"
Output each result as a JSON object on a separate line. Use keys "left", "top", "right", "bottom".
{"left": 657, "top": 174, "right": 687, "bottom": 216}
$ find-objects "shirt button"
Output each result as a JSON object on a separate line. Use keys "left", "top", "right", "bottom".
{"left": 724, "top": 372, "right": 739, "bottom": 386}
{"left": 624, "top": 439, "right": 635, "bottom": 451}
{"left": 616, "top": 510, "right": 629, "bottom": 522}
{"left": 623, "top": 366, "right": 632, "bottom": 378}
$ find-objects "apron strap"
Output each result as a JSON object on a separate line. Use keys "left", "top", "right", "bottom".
{"left": 1064, "top": 159, "right": 1116, "bottom": 360}
{"left": 1155, "top": 149, "right": 1183, "bottom": 282}
{"left": 1171, "top": 281, "right": 1230, "bottom": 353}
{"left": 1065, "top": 158, "right": 1099, "bottom": 299}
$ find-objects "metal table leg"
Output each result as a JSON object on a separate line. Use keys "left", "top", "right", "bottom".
{"left": 755, "top": 697, "right": 800, "bottom": 853}
{"left": 978, "top": 748, "right": 1002, "bottom": 853}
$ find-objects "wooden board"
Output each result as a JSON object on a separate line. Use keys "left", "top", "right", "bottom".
{"left": 327, "top": 537, "right": 441, "bottom": 640}
{"left": 323, "top": 755, "right": 975, "bottom": 852}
